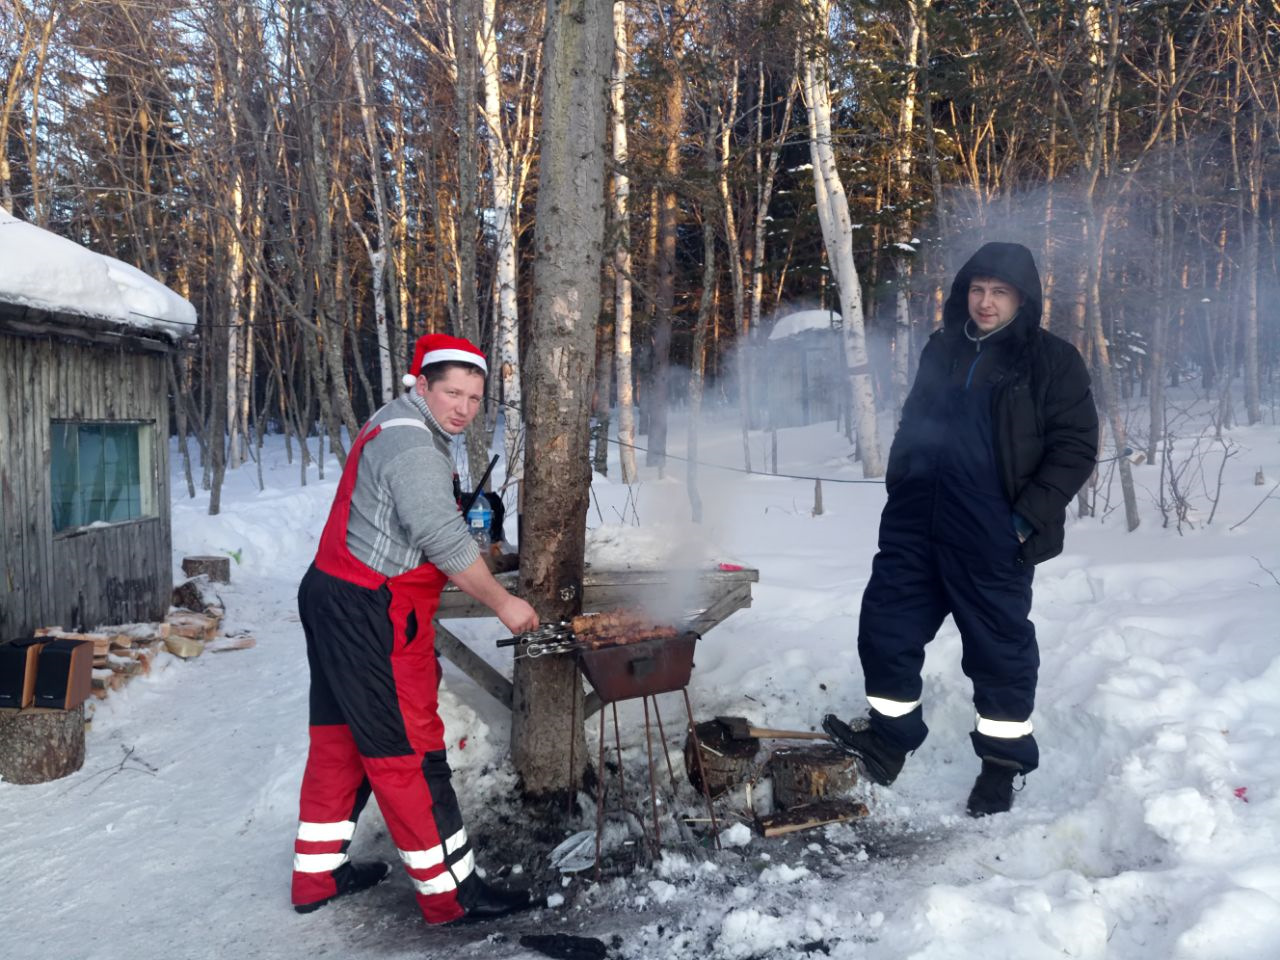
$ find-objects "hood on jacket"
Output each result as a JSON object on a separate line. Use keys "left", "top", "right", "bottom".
{"left": 942, "top": 242, "right": 1044, "bottom": 337}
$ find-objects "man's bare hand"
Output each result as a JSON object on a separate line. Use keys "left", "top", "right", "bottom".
{"left": 497, "top": 596, "right": 539, "bottom": 635}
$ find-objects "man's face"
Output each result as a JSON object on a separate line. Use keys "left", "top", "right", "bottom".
{"left": 416, "top": 366, "right": 485, "bottom": 434}
{"left": 967, "top": 276, "right": 1024, "bottom": 334}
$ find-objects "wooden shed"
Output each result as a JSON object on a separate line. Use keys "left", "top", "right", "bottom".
{"left": 763, "top": 309, "right": 844, "bottom": 428}
{"left": 0, "top": 210, "right": 195, "bottom": 638}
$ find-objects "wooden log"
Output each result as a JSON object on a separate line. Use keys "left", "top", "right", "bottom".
{"left": 204, "top": 635, "right": 256, "bottom": 654}
{"left": 181, "top": 555, "right": 231, "bottom": 583}
{"left": 769, "top": 745, "right": 859, "bottom": 810}
{"left": 166, "top": 611, "right": 219, "bottom": 641}
{"left": 35, "top": 629, "right": 113, "bottom": 655}
{"left": 91, "top": 668, "right": 123, "bottom": 691}
{"left": 756, "top": 798, "right": 869, "bottom": 837}
{"left": 164, "top": 636, "right": 205, "bottom": 659}
{"left": 0, "top": 706, "right": 86, "bottom": 784}
{"left": 105, "top": 622, "right": 171, "bottom": 641}
{"left": 171, "top": 575, "right": 225, "bottom": 615}
{"left": 684, "top": 719, "right": 760, "bottom": 798}
{"left": 105, "top": 655, "right": 143, "bottom": 677}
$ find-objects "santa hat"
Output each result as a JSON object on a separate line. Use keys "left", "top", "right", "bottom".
{"left": 402, "top": 333, "right": 487, "bottom": 387}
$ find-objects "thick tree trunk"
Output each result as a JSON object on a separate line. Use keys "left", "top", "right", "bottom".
{"left": 0, "top": 707, "right": 86, "bottom": 784}
{"left": 512, "top": 0, "right": 611, "bottom": 799}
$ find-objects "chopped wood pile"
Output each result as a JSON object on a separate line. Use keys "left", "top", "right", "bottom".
{"left": 34, "top": 575, "right": 254, "bottom": 700}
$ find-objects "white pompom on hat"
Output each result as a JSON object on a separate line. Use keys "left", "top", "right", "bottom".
{"left": 403, "top": 333, "right": 487, "bottom": 388}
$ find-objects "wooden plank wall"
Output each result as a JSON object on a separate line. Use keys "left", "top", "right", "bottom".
{"left": 0, "top": 328, "right": 172, "bottom": 637}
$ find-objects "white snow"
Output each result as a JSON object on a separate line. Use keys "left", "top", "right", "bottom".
{"left": 3, "top": 394, "right": 1280, "bottom": 959}
{"left": 767, "top": 308, "right": 839, "bottom": 341}
{"left": 0, "top": 208, "right": 195, "bottom": 335}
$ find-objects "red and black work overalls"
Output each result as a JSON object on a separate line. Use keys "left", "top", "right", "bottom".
{"left": 290, "top": 418, "right": 478, "bottom": 924}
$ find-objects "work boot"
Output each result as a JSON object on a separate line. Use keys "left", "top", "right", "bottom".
{"left": 451, "top": 879, "right": 536, "bottom": 924}
{"left": 966, "top": 759, "right": 1021, "bottom": 818}
{"left": 821, "top": 714, "right": 907, "bottom": 786}
{"left": 294, "top": 860, "right": 391, "bottom": 914}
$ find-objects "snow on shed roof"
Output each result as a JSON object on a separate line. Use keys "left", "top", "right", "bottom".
{"left": 768, "top": 308, "right": 839, "bottom": 342}
{"left": 0, "top": 208, "right": 196, "bottom": 337}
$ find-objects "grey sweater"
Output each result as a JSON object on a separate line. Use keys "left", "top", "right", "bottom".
{"left": 344, "top": 392, "right": 480, "bottom": 577}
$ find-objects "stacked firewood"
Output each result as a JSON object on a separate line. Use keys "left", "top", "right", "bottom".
{"left": 35, "top": 575, "right": 254, "bottom": 699}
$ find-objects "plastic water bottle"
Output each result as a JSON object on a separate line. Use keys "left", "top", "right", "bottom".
{"left": 466, "top": 499, "right": 493, "bottom": 551}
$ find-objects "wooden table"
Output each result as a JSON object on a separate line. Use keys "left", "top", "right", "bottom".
{"left": 433, "top": 565, "right": 759, "bottom": 717}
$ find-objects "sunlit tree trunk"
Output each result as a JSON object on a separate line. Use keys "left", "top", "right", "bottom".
{"left": 611, "top": 0, "right": 638, "bottom": 483}
{"left": 891, "top": 0, "right": 924, "bottom": 424}
{"left": 480, "top": 0, "right": 525, "bottom": 473}
{"left": 801, "top": 0, "right": 884, "bottom": 476}
{"left": 513, "top": 0, "right": 611, "bottom": 799}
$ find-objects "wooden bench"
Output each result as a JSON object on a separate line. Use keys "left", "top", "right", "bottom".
{"left": 433, "top": 565, "right": 759, "bottom": 717}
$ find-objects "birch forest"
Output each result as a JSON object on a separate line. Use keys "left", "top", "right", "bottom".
{"left": 4, "top": 0, "right": 1279, "bottom": 530}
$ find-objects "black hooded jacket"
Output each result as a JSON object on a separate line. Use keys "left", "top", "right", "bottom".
{"left": 885, "top": 242, "right": 1099, "bottom": 565}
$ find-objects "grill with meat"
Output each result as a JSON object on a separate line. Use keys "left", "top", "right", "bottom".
{"left": 569, "top": 611, "right": 679, "bottom": 648}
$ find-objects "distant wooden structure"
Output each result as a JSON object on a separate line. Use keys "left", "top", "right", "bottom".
{"left": 763, "top": 309, "right": 844, "bottom": 428}
{"left": 0, "top": 211, "right": 193, "bottom": 639}
{"left": 0, "top": 301, "right": 180, "bottom": 636}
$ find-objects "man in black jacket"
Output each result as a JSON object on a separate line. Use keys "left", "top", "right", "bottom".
{"left": 823, "top": 242, "right": 1098, "bottom": 816}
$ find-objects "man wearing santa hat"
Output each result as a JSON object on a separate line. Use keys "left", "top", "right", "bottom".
{"left": 289, "top": 333, "right": 539, "bottom": 925}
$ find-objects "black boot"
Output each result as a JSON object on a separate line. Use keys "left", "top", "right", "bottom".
{"left": 294, "top": 860, "right": 391, "bottom": 914}
{"left": 966, "top": 759, "right": 1021, "bottom": 817}
{"left": 451, "top": 879, "right": 536, "bottom": 924}
{"left": 821, "top": 714, "right": 907, "bottom": 786}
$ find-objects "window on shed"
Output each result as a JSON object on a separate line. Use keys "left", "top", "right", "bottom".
{"left": 50, "top": 421, "right": 156, "bottom": 532}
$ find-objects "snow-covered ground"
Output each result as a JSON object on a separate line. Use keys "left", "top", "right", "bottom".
{"left": 3, "top": 395, "right": 1280, "bottom": 960}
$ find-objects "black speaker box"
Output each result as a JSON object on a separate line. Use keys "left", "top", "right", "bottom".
{"left": 33, "top": 639, "right": 93, "bottom": 710}
{"left": 0, "top": 638, "right": 45, "bottom": 709}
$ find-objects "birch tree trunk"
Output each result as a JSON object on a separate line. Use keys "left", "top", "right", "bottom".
{"left": 801, "top": 0, "right": 884, "bottom": 477}
{"left": 479, "top": 0, "right": 524, "bottom": 473}
{"left": 346, "top": 22, "right": 396, "bottom": 404}
{"left": 225, "top": 167, "right": 247, "bottom": 469}
{"left": 891, "top": 0, "right": 925, "bottom": 424}
{"left": 512, "top": 0, "right": 612, "bottom": 799}
{"left": 611, "top": 0, "right": 638, "bottom": 483}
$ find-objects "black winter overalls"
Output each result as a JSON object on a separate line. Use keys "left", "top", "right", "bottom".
{"left": 858, "top": 348, "right": 1040, "bottom": 772}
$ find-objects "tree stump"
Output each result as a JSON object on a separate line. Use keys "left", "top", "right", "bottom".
{"left": 770, "top": 745, "right": 858, "bottom": 810}
{"left": 0, "top": 707, "right": 86, "bottom": 784}
{"left": 684, "top": 719, "right": 759, "bottom": 798}
{"left": 181, "top": 555, "right": 231, "bottom": 583}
